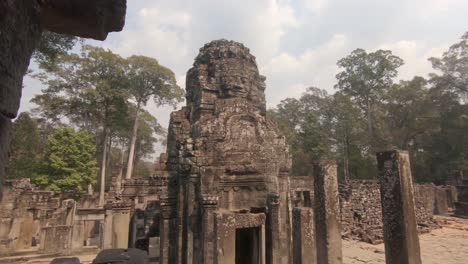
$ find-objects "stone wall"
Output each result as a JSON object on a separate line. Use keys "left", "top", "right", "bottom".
{"left": 338, "top": 180, "right": 439, "bottom": 243}
{"left": 0, "top": 179, "right": 78, "bottom": 254}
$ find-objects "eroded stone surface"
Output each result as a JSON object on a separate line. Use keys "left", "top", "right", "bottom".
{"left": 165, "top": 39, "right": 292, "bottom": 264}
{"left": 377, "top": 150, "right": 422, "bottom": 264}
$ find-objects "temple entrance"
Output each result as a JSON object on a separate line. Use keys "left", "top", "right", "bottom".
{"left": 235, "top": 227, "right": 260, "bottom": 264}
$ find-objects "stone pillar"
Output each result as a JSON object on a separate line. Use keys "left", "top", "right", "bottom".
{"left": 186, "top": 175, "right": 198, "bottom": 264}
{"left": 313, "top": 160, "right": 342, "bottom": 264}
{"left": 112, "top": 208, "right": 130, "bottom": 248}
{"left": 292, "top": 207, "right": 316, "bottom": 264}
{"left": 201, "top": 194, "right": 218, "bottom": 264}
{"left": 267, "top": 193, "right": 281, "bottom": 264}
{"left": 160, "top": 197, "right": 176, "bottom": 264}
{"left": 102, "top": 209, "right": 114, "bottom": 249}
{"left": 376, "top": 150, "right": 422, "bottom": 264}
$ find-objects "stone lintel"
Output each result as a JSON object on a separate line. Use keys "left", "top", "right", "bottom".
{"left": 39, "top": 0, "right": 127, "bottom": 41}
{"left": 376, "top": 150, "right": 422, "bottom": 264}
{"left": 201, "top": 194, "right": 219, "bottom": 208}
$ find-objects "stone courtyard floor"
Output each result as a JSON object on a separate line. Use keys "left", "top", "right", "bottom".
{"left": 2, "top": 216, "right": 467, "bottom": 264}
{"left": 343, "top": 215, "right": 468, "bottom": 264}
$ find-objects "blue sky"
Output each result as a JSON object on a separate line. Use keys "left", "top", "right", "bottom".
{"left": 20, "top": 0, "right": 468, "bottom": 154}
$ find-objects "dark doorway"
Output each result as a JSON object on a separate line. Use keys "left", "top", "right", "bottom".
{"left": 302, "top": 191, "right": 311, "bottom": 207}
{"left": 235, "top": 227, "right": 260, "bottom": 264}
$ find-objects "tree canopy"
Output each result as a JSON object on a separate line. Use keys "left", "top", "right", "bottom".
{"left": 32, "top": 127, "right": 97, "bottom": 196}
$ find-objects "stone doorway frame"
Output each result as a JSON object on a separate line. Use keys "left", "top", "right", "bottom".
{"left": 214, "top": 210, "right": 266, "bottom": 264}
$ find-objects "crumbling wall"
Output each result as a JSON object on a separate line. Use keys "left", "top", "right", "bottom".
{"left": 0, "top": 179, "right": 73, "bottom": 253}
{"left": 338, "top": 180, "right": 439, "bottom": 243}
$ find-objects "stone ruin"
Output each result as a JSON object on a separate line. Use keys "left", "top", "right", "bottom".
{"left": 162, "top": 40, "right": 292, "bottom": 264}
{"left": 0, "top": 39, "right": 463, "bottom": 264}
{"left": 0, "top": 178, "right": 133, "bottom": 256}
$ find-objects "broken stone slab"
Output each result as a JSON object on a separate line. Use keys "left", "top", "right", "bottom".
{"left": 92, "top": 248, "right": 148, "bottom": 264}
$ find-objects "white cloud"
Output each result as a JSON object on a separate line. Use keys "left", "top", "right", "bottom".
{"left": 303, "top": 0, "right": 328, "bottom": 13}
{"left": 19, "top": 0, "right": 468, "bottom": 157}
{"left": 378, "top": 40, "right": 447, "bottom": 80}
{"left": 262, "top": 34, "right": 349, "bottom": 106}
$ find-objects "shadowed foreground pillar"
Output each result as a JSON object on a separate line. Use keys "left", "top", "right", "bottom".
{"left": 377, "top": 150, "right": 422, "bottom": 264}
{"left": 314, "top": 160, "right": 342, "bottom": 264}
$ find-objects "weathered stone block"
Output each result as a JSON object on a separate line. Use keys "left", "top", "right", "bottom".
{"left": 292, "top": 207, "right": 315, "bottom": 264}
{"left": 313, "top": 160, "right": 342, "bottom": 264}
{"left": 377, "top": 150, "right": 422, "bottom": 264}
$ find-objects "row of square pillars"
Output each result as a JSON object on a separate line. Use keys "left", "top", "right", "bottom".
{"left": 293, "top": 150, "right": 422, "bottom": 264}
{"left": 156, "top": 149, "right": 421, "bottom": 264}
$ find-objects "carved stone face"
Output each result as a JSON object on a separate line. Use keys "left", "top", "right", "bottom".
{"left": 219, "top": 68, "right": 250, "bottom": 99}
{"left": 185, "top": 40, "right": 266, "bottom": 112}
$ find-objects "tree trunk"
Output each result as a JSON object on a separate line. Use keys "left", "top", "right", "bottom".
{"left": 98, "top": 127, "right": 109, "bottom": 206}
{"left": 125, "top": 102, "right": 140, "bottom": 179}
{"left": 116, "top": 144, "right": 125, "bottom": 193}
{"left": 343, "top": 129, "right": 350, "bottom": 183}
{"left": 366, "top": 99, "right": 373, "bottom": 149}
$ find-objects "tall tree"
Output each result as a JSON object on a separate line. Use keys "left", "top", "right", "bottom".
{"left": 425, "top": 32, "right": 468, "bottom": 182}
{"left": 123, "top": 55, "right": 183, "bottom": 180}
{"left": 32, "top": 45, "right": 128, "bottom": 205}
{"left": 7, "top": 113, "right": 43, "bottom": 179}
{"left": 335, "top": 49, "right": 404, "bottom": 149}
{"left": 32, "top": 127, "right": 97, "bottom": 197}
{"left": 32, "top": 31, "right": 80, "bottom": 70}
{"left": 429, "top": 31, "right": 468, "bottom": 101}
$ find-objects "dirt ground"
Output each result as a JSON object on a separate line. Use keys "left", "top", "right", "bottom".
{"left": 343, "top": 216, "right": 468, "bottom": 264}
{"left": 3, "top": 216, "right": 468, "bottom": 264}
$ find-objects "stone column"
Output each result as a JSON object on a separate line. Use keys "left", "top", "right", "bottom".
{"left": 267, "top": 193, "right": 281, "bottom": 264}
{"left": 102, "top": 209, "right": 113, "bottom": 249}
{"left": 376, "top": 150, "right": 422, "bottom": 264}
{"left": 201, "top": 194, "right": 218, "bottom": 264}
{"left": 292, "top": 207, "right": 316, "bottom": 264}
{"left": 160, "top": 197, "right": 176, "bottom": 264}
{"left": 186, "top": 175, "right": 198, "bottom": 264}
{"left": 112, "top": 208, "right": 130, "bottom": 248}
{"left": 313, "top": 160, "right": 342, "bottom": 264}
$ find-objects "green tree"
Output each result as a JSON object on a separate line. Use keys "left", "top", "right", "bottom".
{"left": 429, "top": 31, "right": 468, "bottom": 101}
{"left": 33, "top": 127, "right": 97, "bottom": 197}
{"left": 425, "top": 31, "right": 468, "bottom": 182}
{"left": 7, "top": 113, "right": 43, "bottom": 179}
{"left": 123, "top": 55, "right": 183, "bottom": 180}
{"left": 270, "top": 87, "right": 333, "bottom": 175}
{"left": 330, "top": 93, "right": 367, "bottom": 181}
{"left": 32, "top": 45, "right": 128, "bottom": 205}
{"left": 33, "top": 31, "right": 80, "bottom": 70}
{"left": 335, "top": 49, "right": 404, "bottom": 149}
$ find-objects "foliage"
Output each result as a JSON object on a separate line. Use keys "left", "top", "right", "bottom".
{"left": 32, "top": 127, "right": 97, "bottom": 196}
{"left": 7, "top": 113, "right": 43, "bottom": 179}
{"left": 271, "top": 32, "right": 466, "bottom": 182}
{"left": 125, "top": 55, "right": 184, "bottom": 107}
{"left": 32, "top": 31, "right": 80, "bottom": 70}
{"left": 429, "top": 31, "right": 468, "bottom": 101}
{"left": 123, "top": 55, "right": 183, "bottom": 179}
{"left": 335, "top": 48, "right": 404, "bottom": 149}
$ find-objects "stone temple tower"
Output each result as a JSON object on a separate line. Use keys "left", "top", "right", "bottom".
{"left": 161, "top": 40, "right": 292, "bottom": 264}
